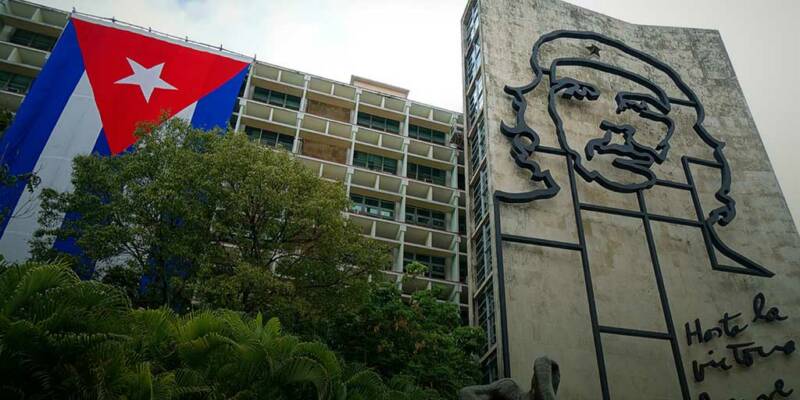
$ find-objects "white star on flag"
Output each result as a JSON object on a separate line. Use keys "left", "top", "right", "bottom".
{"left": 114, "top": 58, "right": 176, "bottom": 102}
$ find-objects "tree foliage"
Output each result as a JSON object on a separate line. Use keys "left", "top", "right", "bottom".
{"left": 33, "top": 120, "right": 388, "bottom": 324}
{"left": 0, "top": 261, "right": 426, "bottom": 400}
{"left": 327, "top": 283, "right": 485, "bottom": 399}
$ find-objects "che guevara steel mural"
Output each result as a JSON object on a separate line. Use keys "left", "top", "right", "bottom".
{"left": 492, "top": 30, "right": 777, "bottom": 399}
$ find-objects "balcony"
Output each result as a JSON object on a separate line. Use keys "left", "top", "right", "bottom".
{"left": 350, "top": 167, "right": 403, "bottom": 197}
{"left": 0, "top": 88, "right": 24, "bottom": 110}
{"left": 0, "top": 41, "right": 46, "bottom": 73}
{"left": 0, "top": 1, "right": 66, "bottom": 38}
{"left": 354, "top": 125, "right": 404, "bottom": 153}
{"left": 358, "top": 90, "right": 406, "bottom": 115}
{"left": 307, "top": 76, "right": 357, "bottom": 109}
{"left": 407, "top": 141, "right": 457, "bottom": 167}
{"left": 239, "top": 99, "right": 298, "bottom": 131}
{"left": 404, "top": 226, "right": 458, "bottom": 255}
{"left": 296, "top": 155, "right": 348, "bottom": 183}
{"left": 299, "top": 113, "right": 351, "bottom": 142}
{"left": 405, "top": 179, "right": 459, "bottom": 210}
{"left": 251, "top": 63, "right": 305, "bottom": 90}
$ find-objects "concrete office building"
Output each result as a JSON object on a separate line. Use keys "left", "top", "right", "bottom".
{"left": 0, "top": 0, "right": 470, "bottom": 320}
{"left": 461, "top": 0, "right": 800, "bottom": 398}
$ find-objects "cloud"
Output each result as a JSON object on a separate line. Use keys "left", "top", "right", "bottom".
{"left": 39, "top": 0, "right": 466, "bottom": 111}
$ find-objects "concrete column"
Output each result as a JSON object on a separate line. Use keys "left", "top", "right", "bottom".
{"left": 234, "top": 60, "right": 255, "bottom": 133}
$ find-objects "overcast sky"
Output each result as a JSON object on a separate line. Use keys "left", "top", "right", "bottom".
{"left": 37, "top": 0, "right": 800, "bottom": 228}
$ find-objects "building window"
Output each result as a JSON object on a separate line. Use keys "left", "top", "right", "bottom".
{"left": 473, "top": 222, "right": 493, "bottom": 285}
{"left": 464, "top": 38, "right": 482, "bottom": 86}
{"left": 471, "top": 165, "right": 488, "bottom": 224}
{"left": 408, "top": 124, "right": 446, "bottom": 145}
{"left": 481, "top": 353, "right": 498, "bottom": 384}
{"left": 252, "top": 87, "right": 301, "bottom": 111}
{"left": 459, "top": 256, "right": 468, "bottom": 284}
{"left": 353, "top": 150, "right": 398, "bottom": 175}
{"left": 244, "top": 126, "right": 294, "bottom": 151}
{"left": 405, "top": 205, "right": 446, "bottom": 230}
{"left": 469, "top": 119, "right": 486, "bottom": 173}
{"left": 357, "top": 112, "right": 400, "bottom": 134}
{"left": 0, "top": 71, "right": 34, "bottom": 95}
{"left": 9, "top": 29, "right": 56, "bottom": 51}
{"left": 467, "top": 76, "right": 484, "bottom": 126}
{"left": 403, "top": 252, "right": 446, "bottom": 280}
{"left": 459, "top": 213, "right": 467, "bottom": 235}
{"left": 350, "top": 193, "right": 395, "bottom": 220}
{"left": 463, "top": 0, "right": 480, "bottom": 47}
{"left": 407, "top": 162, "right": 447, "bottom": 186}
{"left": 476, "top": 284, "right": 496, "bottom": 353}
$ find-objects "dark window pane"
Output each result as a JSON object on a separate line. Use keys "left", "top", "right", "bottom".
{"left": 245, "top": 126, "right": 261, "bottom": 141}
{"left": 10, "top": 29, "right": 55, "bottom": 51}
{"left": 253, "top": 87, "right": 270, "bottom": 103}
{"left": 285, "top": 95, "right": 301, "bottom": 110}
{"left": 277, "top": 135, "right": 294, "bottom": 150}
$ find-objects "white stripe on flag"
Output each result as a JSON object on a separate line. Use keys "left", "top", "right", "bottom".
{"left": 172, "top": 102, "right": 197, "bottom": 122}
{"left": 0, "top": 72, "right": 103, "bottom": 262}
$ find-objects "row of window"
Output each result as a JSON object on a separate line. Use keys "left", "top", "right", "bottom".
{"left": 252, "top": 87, "right": 301, "bottom": 111}
{"left": 464, "top": 38, "right": 482, "bottom": 87}
{"left": 9, "top": 28, "right": 56, "bottom": 52}
{"left": 353, "top": 151, "right": 398, "bottom": 175}
{"left": 350, "top": 193, "right": 395, "bottom": 220}
{"left": 352, "top": 151, "right": 450, "bottom": 186}
{"left": 357, "top": 112, "right": 400, "bottom": 134}
{"left": 475, "top": 283, "right": 496, "bottom": 354}
{"left": 473, "top": 222, "right": 493, "bottom": 285}
{"left": 469, "top": 119, "right": 486, "bottom": 174}
{"left": 482, "top": 353, "right": 498, "bottom": 384}
{"left": 471, "top": 165, "right": 489, "bottom": 225}
{"left": 463, "top": 0, "right": 480, "bottom": 47}
{"left": 403, "top": 252, "right": 446, "bottom": 280}
{"left": 349, "top": 193, "right": 451, "bottom": 230}
{"left": 405, "top": 205, "right": 446, "bottom": 230}
{"left": 241, "top": 88, "right": 451, "bottom": 148}
{"left": 408, "top": 124, "right": 447, "bottom": 145}
{"left": 244, "top": 126, "right": 294, "bottom": 150}
{"left": 407, "top": 162, "right": 447, "bottom": 186}
{"left": 0, "top": 71, "right": 34, "bottom": 94}
{"left": 466, "top": 76, "right": 485, "bottom": 127}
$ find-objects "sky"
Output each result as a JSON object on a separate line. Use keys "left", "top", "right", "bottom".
{"left": 37, "top": 0, "right": 800, "bottom": 228}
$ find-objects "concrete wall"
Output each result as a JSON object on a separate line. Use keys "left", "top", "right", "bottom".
{"left": 306, "top": 99, "right": 351, "bottom": 123}
{"left": 477, "top": 0, "right": 800, "bottom": 398}
{"left": 301, "top": 136, "right": 348, "bottom": 164}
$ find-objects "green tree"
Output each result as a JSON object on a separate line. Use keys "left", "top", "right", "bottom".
{"left": 327, "top": 283, "right": 485, "bottom": 399}
{"left": 0, "top": 261, "right": 400, "bottom": 400}
{"left": 33, "top": 119, "right": 388, "bottom": 323}
{"left": 0, "top": 261, "right": 206, "bottom": 399}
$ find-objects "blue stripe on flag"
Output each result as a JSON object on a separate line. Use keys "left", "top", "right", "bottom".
{"left": 191, "top": 67, "right": 248, "bottom": 131}
{"left": 0, "top": 21, "right": 86, "bottom": 237}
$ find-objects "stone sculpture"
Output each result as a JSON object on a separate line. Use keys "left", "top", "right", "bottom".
{"left": 458, "top": 357, "right": 559, "bottom": 400}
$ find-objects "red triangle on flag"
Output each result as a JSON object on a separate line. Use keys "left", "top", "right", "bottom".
{"left": 72, "top": 17, "right": 248, "bottom": 154}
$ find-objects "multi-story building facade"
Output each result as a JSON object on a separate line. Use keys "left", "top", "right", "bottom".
{"left": 461, "top": 0, "right": 800, "bottom": 399}
{"left": 0, "top": 0, "right": 470, "bottom": 321}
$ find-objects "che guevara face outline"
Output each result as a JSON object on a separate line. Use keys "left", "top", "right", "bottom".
{"left": 548, "top": 60, "right": 675, "bottom": 192}
{"left": 497, "top": 30, "right": 773, "bottom": 278}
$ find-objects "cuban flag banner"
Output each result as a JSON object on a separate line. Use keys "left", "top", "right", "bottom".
{"left": 0, "top": 16, "right": 250, "bottom": 262}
